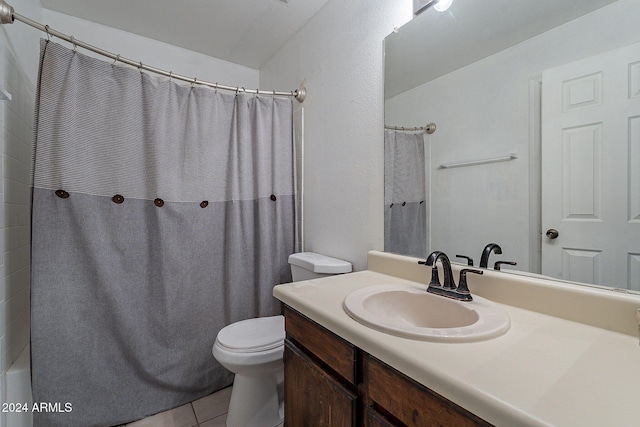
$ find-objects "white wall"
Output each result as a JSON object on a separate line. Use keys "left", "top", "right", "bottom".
{"left": 0, "top": 1, "right": 42, "bottom": 425}
{"left": 385, "top": 0, "right": 640, "bottom": 272}
{"left": 259, "top": 0, "right": 413, "bottom": 271}
{"left": 1, "top": 0, "right": 42, "bottom": 85}
{"left": 42, "top": 9, "right": 259, "bottom": 89}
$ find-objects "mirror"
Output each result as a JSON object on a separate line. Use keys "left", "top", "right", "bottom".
{"left": 384, "top": 0, "right": 640, "bottom": 291}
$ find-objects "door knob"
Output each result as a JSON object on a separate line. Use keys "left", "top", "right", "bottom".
{"left": 546, "top": 229, "right": 559, "bottom": 239}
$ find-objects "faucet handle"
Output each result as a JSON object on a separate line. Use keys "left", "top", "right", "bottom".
{"left": 418, "top": 258, "right": 442, "bottom": 288}
{"left": 456, "top": 268, "right": 483, "bottom": 297}
{"left": 456, "top": 255, "right": 474, "bottom": 266}
{"left": 428, "top": 265, "right": 442, "bottom": 288}
{"left": 494, "top": 261, "right": 517, "bottom": 271}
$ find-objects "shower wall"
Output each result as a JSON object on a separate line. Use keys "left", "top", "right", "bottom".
{"left": 0, "top": 1, "right": 41, "bottom": 424}
{"left": 0, "top": 38, "right": 35, "bottom": 371}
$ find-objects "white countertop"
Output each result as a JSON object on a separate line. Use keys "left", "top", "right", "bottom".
{"left": 274, "top": 259, "right": 640, "bottom": 427}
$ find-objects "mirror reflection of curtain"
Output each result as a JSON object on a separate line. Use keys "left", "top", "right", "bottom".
{"left": 384, "top": 130, "right": 427, "bottom": 258}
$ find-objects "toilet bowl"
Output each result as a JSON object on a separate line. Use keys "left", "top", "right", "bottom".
{"left": 212, "top": 252, "right": 351, "bottom": 427}
{"left": 212, "top": 316, "right": 285, "bottom": 427}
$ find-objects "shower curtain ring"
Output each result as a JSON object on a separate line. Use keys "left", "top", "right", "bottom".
{"left": 44, "top": 25, "right": 51, "bottom": 41}
{"left": 113, "top": 54, "right": 120, "bottom": 65}
{"left": 138, "top": 61, "right": 143, "bottom": 73}
{"left": 191, "top": 77, "right": 197, "bottom": 87}
{"left": 168, "top": 71, "right": 172, "bottom": 81}
{"left": 70, "top": 35, "right": 77, "bottom": 52}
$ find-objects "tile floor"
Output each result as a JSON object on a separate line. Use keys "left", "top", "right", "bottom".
{"left": 125, "top": 387, "right": 232, "bottom": 427}
{"left": 121, "top": 386, "right": 284, "bottom": 427}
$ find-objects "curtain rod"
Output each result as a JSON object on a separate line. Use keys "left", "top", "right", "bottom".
{"left": 385, "top": 123, "right": 436, "bottom": 134}
{"left": 0, "top": 0, "right": 306, "bottom": 102}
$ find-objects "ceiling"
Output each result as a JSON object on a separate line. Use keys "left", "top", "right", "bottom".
{"left": 385, "top": 0, "right": 619, "bottom": 98}
{"left": 40, "top": 0, "right": 330, "bottom": 69}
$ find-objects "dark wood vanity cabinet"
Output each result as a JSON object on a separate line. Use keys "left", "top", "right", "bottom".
{"left": 284, "top": 343, "right": 357, "bottom": 426}
{"left": 284, "top": 306, "right": 357, "bottom": 425}
{"left": 364, "top": 355, "right": 491, "bottom": 427}
{"left": 283, "top": 305, "right": 492, "bottom": 427}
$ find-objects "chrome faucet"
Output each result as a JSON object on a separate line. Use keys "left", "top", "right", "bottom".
{"left": 419, "top": 251, "right": 483, "bottom": 301}
{"left": 479, "top": 243, "right": 502, "bottom": 268}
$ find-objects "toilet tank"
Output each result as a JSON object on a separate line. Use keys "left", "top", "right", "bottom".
{"left": 288, "top": 252, "right": 352, "bottom": 282}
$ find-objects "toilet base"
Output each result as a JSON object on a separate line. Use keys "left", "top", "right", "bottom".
{"left": 226, "top": 372, "right": 284, "bottom": 427}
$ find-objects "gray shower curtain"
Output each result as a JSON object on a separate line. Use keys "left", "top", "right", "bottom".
{"left": 384, "top": 130, "right": 427, "bottom": 258}
{"left": 31, "top": 40, "right": 295, "bottom": 427}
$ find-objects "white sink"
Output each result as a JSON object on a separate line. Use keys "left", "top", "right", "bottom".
{"left": 343, "top": 284, "right": 510, "bottom": 342}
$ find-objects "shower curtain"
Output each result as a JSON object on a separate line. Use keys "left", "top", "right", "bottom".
{"left": 30, "top": 40, "right": 295, "bottom": 427}
{"left": 384, "top": 130, "right": 427, "bottom": 258}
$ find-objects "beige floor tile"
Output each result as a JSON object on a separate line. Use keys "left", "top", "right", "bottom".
{"left": 198, "top": 413, "right": 227, "bottom": 427}
{"left": 192, "top": 386, "right": 233, "bottom": 423}
{"left": 126, "top": 403, "right": 197, "bottom": 427}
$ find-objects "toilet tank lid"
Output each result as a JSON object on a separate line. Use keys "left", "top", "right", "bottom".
{"left": 288, "top": 252, "right": 352, "bottom": 274}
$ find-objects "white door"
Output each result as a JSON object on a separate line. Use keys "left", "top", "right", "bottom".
{"left": 541, "top": 42, "right": 640, "bottom": 290}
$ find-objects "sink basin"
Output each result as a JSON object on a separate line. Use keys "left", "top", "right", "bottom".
{"left": 343, "top": 284, "right": 510, "bottom": 342}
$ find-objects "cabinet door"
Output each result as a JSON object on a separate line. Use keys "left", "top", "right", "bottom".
{"left": 284, "top": 341, "right": 357, "bottom": 426}
{"left": 365, "top": 407, "right": 397, "bottom": 427}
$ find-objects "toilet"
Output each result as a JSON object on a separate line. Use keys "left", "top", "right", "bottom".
{"left": 212, "top": 252, "right": 352, "bottom": 427}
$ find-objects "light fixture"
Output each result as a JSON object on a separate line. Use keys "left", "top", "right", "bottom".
{"left": 413, "top": 0, "right": 453, "bottom": 16}
{"left": 433, "top": 0, "right": 453, "bottom": 12}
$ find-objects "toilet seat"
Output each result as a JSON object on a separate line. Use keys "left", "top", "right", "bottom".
{"left": 216, "top": 315, "right": 284, "bottom": 353}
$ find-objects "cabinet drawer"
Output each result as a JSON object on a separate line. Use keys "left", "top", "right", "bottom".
{"left": 365, "top": 355, "right": 492, "bottom": 427}
{"left": 284, "top": 305, "right": 356, "bottom": 384}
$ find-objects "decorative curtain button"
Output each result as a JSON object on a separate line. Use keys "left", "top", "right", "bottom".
{"left": 270, "top": 194, "right": 277, "bottom": 201}
{"left": 154, "top": 198, "right": 164, "bottom": 207}
{"left": 112, "top": 194, "right": 124, "bottom": 204}
{"left": 55, "top": 189, "right": 69, "bottom": 199}
{"left": 200, "top": 201, "right": 209, "bottom": 208}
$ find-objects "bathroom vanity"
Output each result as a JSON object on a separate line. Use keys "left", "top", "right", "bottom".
{"left": 273, "top": 251, "right": 640, "bottom": 426}
{"left": 284, "top": 305, "right": 489, "bottom": 426}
